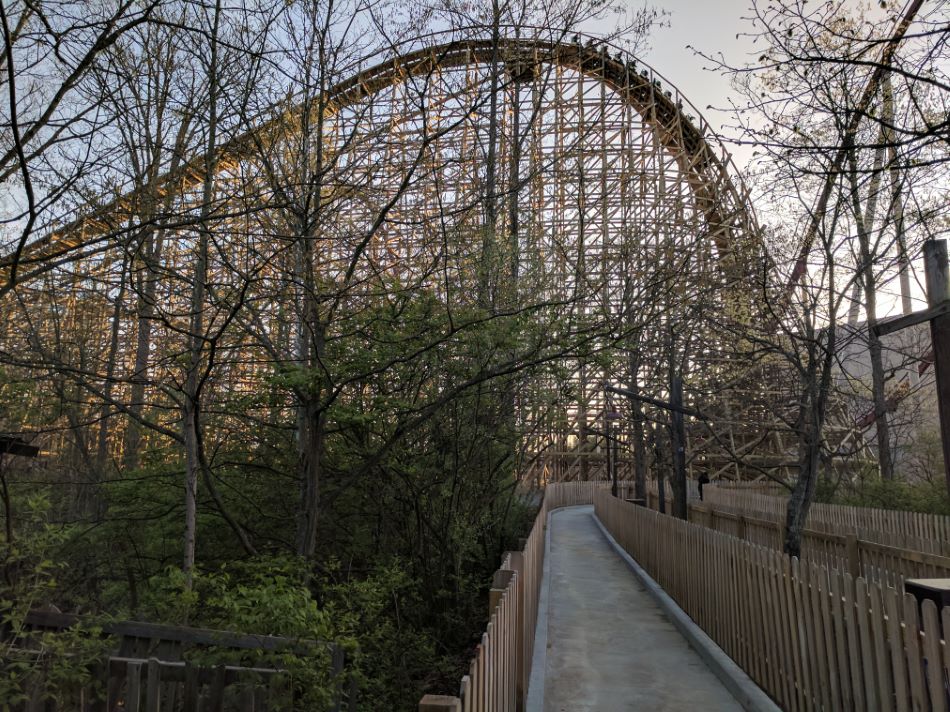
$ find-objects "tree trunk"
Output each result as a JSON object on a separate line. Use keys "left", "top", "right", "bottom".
{"left": 181, "top": 0, "right": 220, "bottom": 584}
{"left": 632, "top": 396, "right": 647, "bottom": 502}
{"left": 296, "top": 398, "right": 325, "bottom": 559}
{"left": 847, "top": 149, "right": 894, "bottom": 480}
{"left": 182, "top": 399, "right": 200, "bottom": 579}
{"left": 96, "top": 255, "right": 129, "bottom": 476}
{"left": 124, "top": 233, "right": 158, "bottom": 471}
{"left": 669, "top": 376, "right": 688, "bottom": 519}
{"left": 786, "top": 304, "right": 837, "bottom": 557}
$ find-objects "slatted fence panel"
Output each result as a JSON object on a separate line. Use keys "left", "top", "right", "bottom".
{"left": 594, "top": 489, "right": 950, "bottom": 712}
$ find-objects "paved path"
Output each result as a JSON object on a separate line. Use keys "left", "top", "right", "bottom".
{"left": 528, "top": 505, "right": 744, "bottom": 712}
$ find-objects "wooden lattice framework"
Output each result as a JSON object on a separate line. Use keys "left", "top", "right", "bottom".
{"left": 0, "top": 34, "right": 788, "bottom": 484}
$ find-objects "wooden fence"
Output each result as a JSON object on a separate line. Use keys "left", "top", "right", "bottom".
{"left": 595, "top": 489, "right": 950, "bottom": 712}
{"left": 711, "top": 480, "right": 791, "bottom": 496}
{"left": 420, "top": 481, "right": 605, "bottom": 712}
{"left": 689, "top": 502, "right": 950, "bottom": 588}
{"left": 10, "top": 611, "right": 353, "bottom": 711}
{"left": 705, "top": 486, "right": 950, "bottom": 556}
{"left": 639, "top": 479, "right": 950, "bottom": 585}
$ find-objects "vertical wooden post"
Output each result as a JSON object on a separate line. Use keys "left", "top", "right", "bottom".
{"left": 924, "top": 239, "right": 950, "bottom": 498}
{"left": 209, "top": 664, "right": 226, "bottom": 712}
{"left": 145, "top": 658, "right": 160, "bottom": 712}
{"left": 127, "top": 661, "right": 142, "bottom": 712}
{"left": 183, "top": 662, "right": 199, "bottom": 711}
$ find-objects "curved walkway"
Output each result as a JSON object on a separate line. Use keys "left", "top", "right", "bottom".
{"left": 528, "top": 505, "right": 744, "bottom": 712}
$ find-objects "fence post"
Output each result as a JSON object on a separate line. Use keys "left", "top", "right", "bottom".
{"left": 489, "top": 569, "right": 515, "bottom": 615}
{"left": 846, "top": 534, "right": 861, "bottom": 578}
{"left": 419, "top": 695, "right": 462, "bottom": 712}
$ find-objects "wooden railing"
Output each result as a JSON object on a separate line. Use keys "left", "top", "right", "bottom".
{"left": 689, "top": 501, "right": 950, "bottom": 587}
{"left": 705, "top": 486, "right": 950, "bottom": 556}
{"left": 419, "top": 481, "right": 605, "bottom": 712}
{"left": 10, "top": 611, "right": 353, "bottom": 711}
{"left": 595, "top": 489, "right": 950, "bottom": 712}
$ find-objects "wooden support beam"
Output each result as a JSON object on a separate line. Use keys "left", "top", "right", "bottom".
{"left": 924, "top": 239, "right": 950, "bottom": 498}
{"left": 872, "top": 300, "right": 950, "bottom": 336}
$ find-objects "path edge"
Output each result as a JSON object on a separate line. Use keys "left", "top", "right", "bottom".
{"left": 591, "top": 510, "right": 782, "bottom": 712}
{"left": 524, "top": 506, "right": 557, "bottom": 712}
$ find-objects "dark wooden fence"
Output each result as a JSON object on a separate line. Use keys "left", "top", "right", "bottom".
{"left": 6, "top": 610, "right": 355, "bottom": 711}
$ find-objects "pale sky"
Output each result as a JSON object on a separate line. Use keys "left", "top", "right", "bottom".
{"left": 588, "top": 0, "right": 761, "bottom": 168}
{"left": 642, "top": 0, "right": 759, "bottom": 166}
{"left": 586, "top": 0, "right": 934, "bottom": 318}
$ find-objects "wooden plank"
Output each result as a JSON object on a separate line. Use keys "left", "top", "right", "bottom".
{"left": 920, "top": 600, "right": 947, "bottom": 712}
{"left": 208, "top": 665, "right": 226, "bottom": 712}
{"left": 145, "top": 658, "right": 160, "bottom": 712}
{"left": 183, "top": 662, "right": 199, "bottom": 712}
{"left": 808, "top": 562, "right": 832, "bottom": 712}
{"left": 884, "top": 586, "right": 910, "bottom": 712}
{"left": 868, "top": 582, "right": 895, "bottom": 712}
{"left": 831, "top": 571, "right": 855, "bottom": 711}
{"left": 817, "top": 565, "right": 843, "bottom": 712}
{"left": 855, "top": 578, "right": 880, "bottom": 711}
{"left": 942, "top": 608, "right": 950, "bottom": 712}
{"left": 460, "top": 673, "right": 472, "bottom": 712}
{"left": 758, "top": 547, "right": 780, "bottom": 698}
{"left": 21, "top": 610, "right": 325, "bottom": 655}
{"left": 106, "top": 660, "right": 126, "bottom": 712}
{"left": 792, "top": 558, "right": 816, "bottom": 708}
{"left": 756, "top": 547, "right": 776, "bottom": 694}
{"left": 770, "top": 551, "right": 795, "bottom": 710}
{"left": 901, "top": 594, "right": 926, "bottom": 711}
{"left": 843, "top": 573, "right": 867, "bottom": 711}
{"left": 126, "top": 661, "right": 142, "bottom": 712}
{"left": 159, "top": 680, "right": 176, "bottom": 712}
{"left": 782, "top": 555, "right": 805, "bottom": 712}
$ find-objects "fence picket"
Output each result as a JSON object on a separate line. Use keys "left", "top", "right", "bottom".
{"left": 902, "top": 594, "right": 926, "bottom": 711}
{"left": 868, "top": 582, "right": 895, "bottom": 712}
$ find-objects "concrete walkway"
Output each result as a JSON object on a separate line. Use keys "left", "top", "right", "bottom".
{"left": 529, "top": 506, "right": 744, "bottom": 712}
